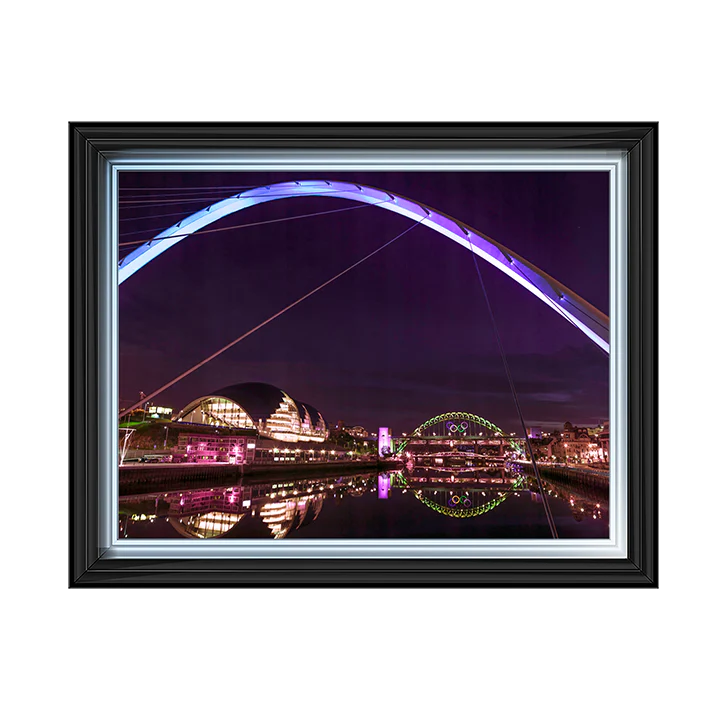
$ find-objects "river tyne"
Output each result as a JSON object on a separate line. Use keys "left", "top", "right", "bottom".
{"left": 119, "top": 466, "right": 608, "bottom": 540}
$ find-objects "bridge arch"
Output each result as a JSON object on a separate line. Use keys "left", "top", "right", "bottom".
{"left": 395, "top": 411, "right": 522, "bottom": 454}
{"left": 119, "top": 180, "right": 609, "bottom": 352}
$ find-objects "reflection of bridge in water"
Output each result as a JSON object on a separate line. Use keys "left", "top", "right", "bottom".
{"left": 389, "top": 471, "right": 527, "bottom": 518}
{"left": 119, "top": 463, "right": 609, "bottom": 539}
{"left": 120, "top": 472, "right": 537, "bottom": 538}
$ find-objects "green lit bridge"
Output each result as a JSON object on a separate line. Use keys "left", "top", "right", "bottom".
{"left": 392, "top": 412, "right": 525, "bottom": 459}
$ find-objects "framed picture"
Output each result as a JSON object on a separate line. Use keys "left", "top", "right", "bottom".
{"left": 70, "top": 122, "right": 657, "bottom": 587}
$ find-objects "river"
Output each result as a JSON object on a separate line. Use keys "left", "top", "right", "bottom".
{"left": 119, "top": 467, "right": 609, "bottom": 540}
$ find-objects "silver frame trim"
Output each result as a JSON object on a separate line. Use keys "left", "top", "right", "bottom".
{"left": 100, "top": 150, "right": 627, "bottom": 559}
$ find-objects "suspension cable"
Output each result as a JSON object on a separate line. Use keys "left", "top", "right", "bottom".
{"left": 465, "top": 240, "right": 559, "bottom": 538}
{"left": 120, "top": 208, "right": 229, "bottom": 224}
{"left": 119, "top": 218, "right": 423, "bottom": 418}
{"left": 119, "top": 185, "right": 259, "bottom": 199}
{"left": 118, "top": 188, "right": 363, "bottom": 210}
{"left": 120, "top": 183, "right": 264, "bottom": 192}
{"left": 118, "top": 200, "right": 385, "bottom": 247}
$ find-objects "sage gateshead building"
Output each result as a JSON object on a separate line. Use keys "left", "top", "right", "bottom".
{"left": 174, "top": 382, "right": 329, "bottom": 444}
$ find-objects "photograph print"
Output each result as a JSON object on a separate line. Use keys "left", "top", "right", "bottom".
{"left": 117, "top": 170, "right": 610, "bottom": 543}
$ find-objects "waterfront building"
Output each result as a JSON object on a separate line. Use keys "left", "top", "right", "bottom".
{"left": 528, "top": 437, "right": 555, "bottom": 461}
{"left": 251, "top": 438, "right": 357, "bottom": 463}
{"left": 176, "top": 432, "right": 256, "bottom": 464}
{"left": 599, "top": 421, "right": 610, "bottom": 463}
{"left": 550, "top": 421, "right": 605, "bottom": 464}
{"left": 175, "top": 382, "right": 328, "bottom": 443}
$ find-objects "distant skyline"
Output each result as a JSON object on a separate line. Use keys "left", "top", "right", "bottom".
{"left": 119, "top": 171, "right": 609, "bottom": 433}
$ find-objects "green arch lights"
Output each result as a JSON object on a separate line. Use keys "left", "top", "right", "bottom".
{"left": 392, "top": 472, "right": 526, "bottom": 518}
{"left": 395, "top": 411, "right": 524, "bottom": 455}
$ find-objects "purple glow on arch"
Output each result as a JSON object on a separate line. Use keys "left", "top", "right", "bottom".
{"left": 118, "top": 180, "right": 609, "bottom": 353}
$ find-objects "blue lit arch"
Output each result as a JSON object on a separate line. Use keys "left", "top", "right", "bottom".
{"left": 119, "top": 180, "right": 610, "bottom": 353}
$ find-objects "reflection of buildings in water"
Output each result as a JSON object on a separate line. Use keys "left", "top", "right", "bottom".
{"left": 170, "top": 512, "right": 246, "bottom": 539}
{"left": 260, "top": 495, "right": 324, "bottom": 539}
{"left": 167, "top": 486, "right": 247, "bottom": 538}
{"left": 568, "top": 496, "right": 605, "bottom": 523}
{"left": 129, "top": 470, "right": 599, "bottom": 537}
{"left": 156, "top": 483, "right": 328, "bottom": 539}
{"left": 541, "top": 477, "right": 608, "bottom": 523}
{"left": 167, "top": 487, "right": 245, "bottom": 515}
{"left": 377, "top": 473, "right": 391, "bottom": 499}
{"left": 530, "top": 477, "right": 607, "bottom": 524}
{"left": 121, "top": 468, "right": 610, "bottom": 540}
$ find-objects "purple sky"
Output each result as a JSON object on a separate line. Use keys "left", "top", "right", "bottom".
{"left": 119, "top": 171, "right": 609, "bottom": 434}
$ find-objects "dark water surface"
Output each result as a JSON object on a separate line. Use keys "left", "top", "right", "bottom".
{"left": 119, "top": 469, "right": 609, "bottom": 540}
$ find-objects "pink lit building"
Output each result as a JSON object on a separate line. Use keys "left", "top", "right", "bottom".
{"left": 176, "top": 433, "right": 256, "bottom": 464}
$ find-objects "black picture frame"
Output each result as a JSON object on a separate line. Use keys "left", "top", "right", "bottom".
{"left": 70, "top": 122, "right": 657, "bottom": 587}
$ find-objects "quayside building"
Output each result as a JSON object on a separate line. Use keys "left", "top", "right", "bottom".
{"left": 173, "top": 382, "right": 332, "bottom": 464}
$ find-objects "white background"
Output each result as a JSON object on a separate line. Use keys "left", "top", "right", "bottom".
{"left": 1, "top": 2, "right": 719, "bottom": 721}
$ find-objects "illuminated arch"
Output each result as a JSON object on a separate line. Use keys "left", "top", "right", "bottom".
{"left": 119, "top": 180, "right": 609, "bottom": 353}
{"left": 392, "top": 472, "right": 526, "bottom": 518}
{"left": 395, "top": 411, "right": 522, "bottom": 454}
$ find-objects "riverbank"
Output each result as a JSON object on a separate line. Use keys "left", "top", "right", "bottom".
{"left": 119, "top": 459, "right": 401, "bottom": 495}
{"left": 521, "top": 462, "right": 609, "bottom": 487}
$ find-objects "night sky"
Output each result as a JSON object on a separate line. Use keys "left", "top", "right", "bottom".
{"left": 119, "top": 171, "right": 609, "bottom": 434}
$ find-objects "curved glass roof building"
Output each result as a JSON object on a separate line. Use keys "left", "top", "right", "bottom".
{"left": 175, "top": 382, "right": 328, "bottom": 443}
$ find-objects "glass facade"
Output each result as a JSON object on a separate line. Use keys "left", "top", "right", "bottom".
{"left": 178, "top": 397, "right": 256, "bottom": 429}
{"left": 176, "top": 391, "right": 328, "bottom": 443}
{"left": 261, "top": 392, "right": 302, "bottom": 441}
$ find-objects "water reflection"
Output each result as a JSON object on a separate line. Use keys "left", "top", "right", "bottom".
{"left": 120, "top": 467, "right": 609, "bottom": 540}
{"left": 394, "top": 471, "right": 525, "bottom": 518}
{"left": 258, "top": 495, "right": 324, "bottom": 539}
{"left": 121, "top": 477, "right": 352, "bottom": 540}
{"left": 541, "top": 475, "right": 609, "bottom": 524}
